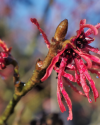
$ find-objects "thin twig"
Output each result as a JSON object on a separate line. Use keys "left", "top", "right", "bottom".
{"left": 0, "top": 38, "right": 69, "bottom": 125}
{"left": 0, "top": 18, "right": 69, "bottom": 124}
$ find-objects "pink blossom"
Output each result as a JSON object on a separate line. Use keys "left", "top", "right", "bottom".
{"left": 0, "top": 40, "right": 12, "bottom": 70}
{"left": 31, "top": 18, "right": 100, "bottom": 120}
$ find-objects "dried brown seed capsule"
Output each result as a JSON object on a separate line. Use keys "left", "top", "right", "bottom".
{"left": 54, "top": 19, "right": 68, "bottom": 41}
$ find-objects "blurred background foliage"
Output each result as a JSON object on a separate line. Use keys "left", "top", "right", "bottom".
{"left": 0, "top": 0, "right": 100, "bottom": 125}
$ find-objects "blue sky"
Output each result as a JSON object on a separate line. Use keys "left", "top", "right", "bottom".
{"left": 4, "top": 0, "right": 100, "bottom": 51}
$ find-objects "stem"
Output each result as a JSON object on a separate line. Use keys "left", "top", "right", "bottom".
{"left": 0, "top": 94, "right": 21, "bottom": 125}
{"left": 0, "top": 21, "right": 69, "bottom": 124}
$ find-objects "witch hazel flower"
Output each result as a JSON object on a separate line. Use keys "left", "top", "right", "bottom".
{"left": 0, "top": 39, "right": 12, "bottom": 70}
{"left": 31, "top": 18, "right": 100, "bottom": 120}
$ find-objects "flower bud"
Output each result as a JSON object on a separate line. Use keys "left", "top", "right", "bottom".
{"left": 54, "top": 19, "right": 68, "bottom": 41}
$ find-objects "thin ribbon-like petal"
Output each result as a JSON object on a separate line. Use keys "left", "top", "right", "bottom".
{"left": 85, "top": 62, "right": 100, "bottom": 69}
{"left": 75, "top": 69, "right": 81, "bottom": 87}
{"left": 66, "top": 64, "right": 76, "bottom": 70}
{"left": 83, "top": 54, "right": 100, "bottom": 64}
{"left": 74, "top": 48, "right": 100, "bottom": 65}
{"left": 85, "top": 71, "right": 99, "bottom": 101}
{"left": 57, "top": 84, "right": 66, "bottom": 112}
{"left": 58, "top": 76, "right": 72, "bottom": 120}
{"left": 79, "top": 58, "right": 99, "bottom": 101}
{"left": 92, "top": 62, "right": 100, "bottom": 69}
{"left": 57, "top": 58, "right": 73, "bottom": 120}
{"left": 62, "top": 77, "right": 85, "bottom": 97}
{"left": 41, "top": 56, "right": 59, "bottom": 81}
{"left": 86, "top": 45, "right": 100, "bottom": 54}
{"left": 80, "top": 19, "right": 86, "bottom": 27}
{"left": 41, "top": 45, "right": 69, "bottom": 82}
{"left": 80, "top": 54, "right": 92, "bottom": 68}
{"left": 61, "top": 88, "right": 72, "bottom": 120}
{"left": 54, "top": 66, "right": 75, "bottom": 82}
{"left": 85, "top": 23, "right": 100, "bottom": 36}
{"left": 74, "top": 58, "right": 92, "bottom": 103}
{"left": 80, "top": 73, "right": 91, "bottom": 103}
{"left": 30, "top": 18, "right": 50, "bottom": 49}
{"left": 88, "top": 69, "right": 100, "bottom": 78}
{"left": 85, "top": 36, "right": 94, "bottom": 44}
{"left": 78, "top": 24, "right": 98, "bottom": 37}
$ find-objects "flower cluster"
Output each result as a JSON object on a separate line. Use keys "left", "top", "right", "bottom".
{"left": 0, "top": 39, "right": 12, "bottom": 70}
{"left": 31, "top": 18, "right": 100, "bottom": 120}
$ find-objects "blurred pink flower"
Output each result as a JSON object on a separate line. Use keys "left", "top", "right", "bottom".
{"left": 31, "top": 18, "right": 100, "bottom": 120}
{"left": 0, "top": 40, "right": 12, "bottom": 70}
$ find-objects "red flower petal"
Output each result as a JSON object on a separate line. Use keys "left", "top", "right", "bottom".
{"left": 41, "top": 56, "right": 59, "bottom": 81}
{"left": 62, "top": 89, "right": 72, "bottom": 120}
{"left": 57, "top": 85, "right": 66, "bottom": 113}
{"left": 63, "top": 71, "right": 75, "bottom": 82}
{"left": 80, "top": 73, "right": 91, "bottom": 102}
{"left": 78, "top": 24, "right": 98, "bottom": 37}
{"left": 62, "top": 77, "right": 86, "bottom": 97}
{"left": 74, "top": 58, "right": 92, "bottom": 103}
{"left": 80, "top": 19, "right": 86, "bottom": 27}
{"left": 66, "top": 64, "right": 76, "bottom": 70}
{"left": 54, "top": 66, "right": 75, "bottom": 82}
{"left": 80, "top": 54, "right": 92, "bottom": 69}
{"left": 83, "top": 54, "right": 100, "bottom": 64}
{"left": 85, "top": 71, "right": 99, "bottom": 101}
{"left": 95, "top": 23, "right": 100, "bottom": 29}
{"left": 41, "top": 45, "right": 69, "bottom": 82}
{"left": 78, "top": 58, "right": 99, "bottom": 101}
{"left": 85, "top": 36, "right": 94, "bottom": 44}
{"left": 75, "top": 70, "right": 81, "bottom": 87}
{"left": 86, "top": 45, "right": 100, "bottom": 54}
{"left": 30, "top": 18, "right": 50, "bottom": 49}
{"left": 92, "top": 62, "right": 100, "bottom": 69}
{"left": 74, "top": 49, "right": 100, "bottom": 65}
{"left": 85, "top": 23, "right": 100, "bottom": 36}
{"left": 58, "top": 76, "right": 72, "bottom": 120}
{"left": 57, "top": 59, "right": 73, "bottom": 120}
{"left": 88, "top": 69, "right": 100, "bottom": 78}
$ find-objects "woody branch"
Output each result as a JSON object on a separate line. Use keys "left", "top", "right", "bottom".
{"left": 0, "top": 19, "right": 68, "bottom": 125}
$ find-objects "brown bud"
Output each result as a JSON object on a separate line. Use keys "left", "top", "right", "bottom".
{"left": 54, "top": 19, "right": 68, "bottom": 41}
